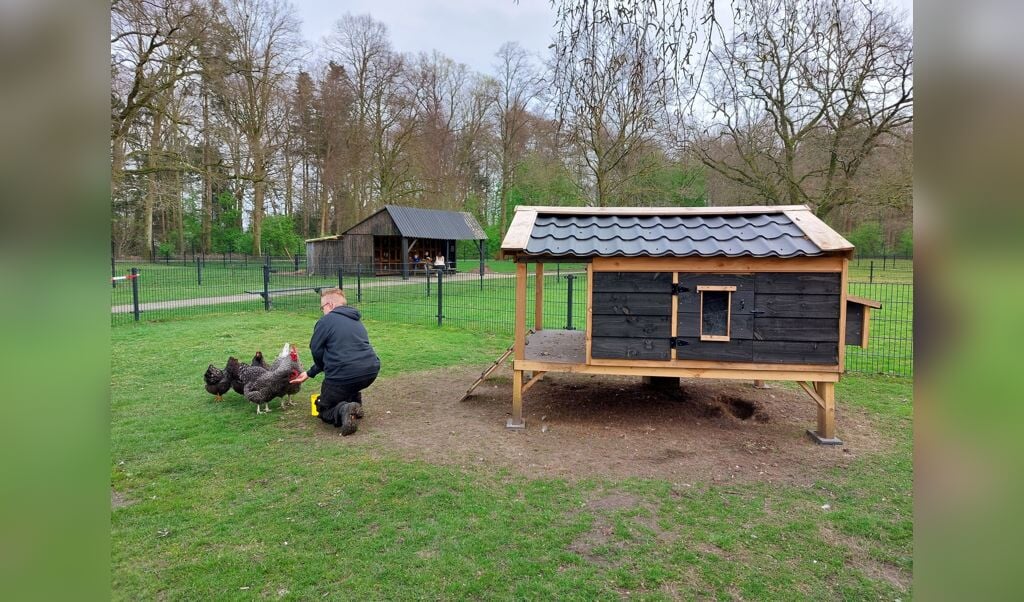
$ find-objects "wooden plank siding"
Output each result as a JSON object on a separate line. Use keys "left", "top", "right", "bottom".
{"left": 591, "top": 272, "right": 672, "bottom": 360}
{"left": 845, "top": 302, "right": 865, "bottom": 347}
{"left": 587, "top": 267, "right": 846, "bottom": 368}
{"left": 749, "top": 272, "right": 841, "bottom": 365}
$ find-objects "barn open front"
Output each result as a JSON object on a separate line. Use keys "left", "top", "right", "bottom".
{"left": 501, "top": 205, "right": 879, "bottom": 445}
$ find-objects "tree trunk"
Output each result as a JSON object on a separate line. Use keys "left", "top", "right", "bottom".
{"left": 251, "top": 140, "right": 265, "bottom": 257}
{"left": 202, "top": 88, "right": 212, "bottom": 253}
{"left": 175, "top": 169, "right": 185, "bottom": 253}
{"left": 319, "top": 167, "right": 329, "bottom": 236}
{"left": 144, "top": 109, "right": 164, "bottom": 260}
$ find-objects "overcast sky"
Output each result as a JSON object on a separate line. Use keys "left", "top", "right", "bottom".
{"left": 296, "top": 0, "right": 558, "bottom": 75}
{"left": 295, "top": 0, "right": 913, "bottom": 77}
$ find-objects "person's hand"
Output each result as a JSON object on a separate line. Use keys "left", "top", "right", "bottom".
{"left": 289, "top": 371, "right": 309, "bottom": 384}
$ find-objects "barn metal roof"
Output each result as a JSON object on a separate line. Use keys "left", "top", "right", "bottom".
{"left": 384, "top": 205, "right": 487, "bottom": 240}
{"left": 502, "top": 205, "right": 853, "bottom": 258}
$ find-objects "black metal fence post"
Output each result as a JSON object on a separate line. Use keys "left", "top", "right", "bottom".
{"left": 565, "top": 274, "right": 576, "bottom": 330}
{"left": 196, "top": 256, "right": 202, "bottom": 286}
{"left": 337, "top": 267, "right": 344, "bottom": 291}
{"left": 356, "top": 263, "right": 362, "bottom": 303}
{"left": 131, "top": 267, "right": 140, "bottom": 321}
{"left": 111, "top": 255, "right": 116, "bottom": 288}
{"left": 478, "top": 239, "right": 485, "bottom": 291}
{"left": 869, "top": 261, "right": 874, "bottom": 283}
{"left": 262, "top": 256, "right": 271, "bottom": 311}
{"left": 437, "top": 270, "right": 444, "bottom": 326}
{"left": 294, "top": 255, "right": 299, "bottom": 272}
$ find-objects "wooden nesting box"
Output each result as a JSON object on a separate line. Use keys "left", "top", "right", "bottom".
{"left": 499, "top": 205, "right": 880, "bottom": 445}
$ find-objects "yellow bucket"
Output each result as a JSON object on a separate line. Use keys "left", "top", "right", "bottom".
{"left": 311, "top": 393, "right": 320, "bottom": 416}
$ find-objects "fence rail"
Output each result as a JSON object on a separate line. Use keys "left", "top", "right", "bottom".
{"left": 111, "top": 258, "right": 912, "bottom": 377}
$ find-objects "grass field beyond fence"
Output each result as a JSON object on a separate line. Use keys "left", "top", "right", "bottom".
{"left": 112, "top": 313, "right": 912, "bottom": 600}
{"left": 113, "top": 258, "right": 913, "bottom": 377}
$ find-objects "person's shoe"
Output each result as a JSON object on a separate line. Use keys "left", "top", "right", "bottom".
{"left": 340, "top": 402, "right": 359, "bottom": 436}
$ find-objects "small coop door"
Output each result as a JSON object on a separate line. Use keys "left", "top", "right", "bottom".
{"left": 676, "top": 274, "right": 755, "bottom": 361}
{"left": 590, "top": 272, "right": 673, "bottom": 360}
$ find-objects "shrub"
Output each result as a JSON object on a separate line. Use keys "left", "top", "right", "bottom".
{"left": 896, "top": 227, "right": 913, "bottom": 257}
{"left": 847, "top": 221, "right": 884, "bottom": 257}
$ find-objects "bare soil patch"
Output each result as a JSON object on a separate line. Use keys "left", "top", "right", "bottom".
{"left": 308, "top": 364, "right": 893, "bottom": 485}
{"left": 111, "top": 490, "right": 135, "bottom": 510}
{"left": 820, "top": 526, "right": 911, "bottom": 592}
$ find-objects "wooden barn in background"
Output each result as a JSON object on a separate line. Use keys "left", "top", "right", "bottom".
{"left": 306, "top": 205, "right": 487, "bottom": 277}
{"left": 498, "top": 205, "right": 880, "bottom": 444}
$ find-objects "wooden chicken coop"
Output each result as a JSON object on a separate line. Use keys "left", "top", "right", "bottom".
{"left": 499, "top": 205, "right": 880, "bottom": 445}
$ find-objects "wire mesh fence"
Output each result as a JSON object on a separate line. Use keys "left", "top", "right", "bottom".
{"left": 111, "top": 257, "right": 911, "bottom": 377}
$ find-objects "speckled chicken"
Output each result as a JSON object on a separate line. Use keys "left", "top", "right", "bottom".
{"left": 270, "top": 347, "right": 304, "bottom": 408}
{"left": 203, "top": 360, "right": 233, "bottom": 401}
{"left": 225, "top": 356, "right": 245, "bottom": 396}
{"left": 240, "top": 343, "right": 302, "bottom": 414}
{"left": 228, "top": 352, "right": 265, "bottom": 396}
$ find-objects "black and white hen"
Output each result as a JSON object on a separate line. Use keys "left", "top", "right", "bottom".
{"left": 203, "top": 360, "right": 233, "bottom": 401}
{"left": 240, "top": 343, "right": 302, "bottom": 414}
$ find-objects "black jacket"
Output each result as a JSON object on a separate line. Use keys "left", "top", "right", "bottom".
{"left": 307, "top": 306, "right": 380, "bottom": 384}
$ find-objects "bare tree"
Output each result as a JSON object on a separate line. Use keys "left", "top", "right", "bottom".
{"left": 210, "top": 0, "right": 300, "bottom": 255}
{"left": 111, "top": 0, "right": 203, "bottom": 258}
{"left": 689, "top": 0, "right": 913, "bottom": 218}
{"left": 560, "top": 24, "right": 670, "bottom": 206}
{"left": 491, "top": 42, "right": 541, "bottom": 231}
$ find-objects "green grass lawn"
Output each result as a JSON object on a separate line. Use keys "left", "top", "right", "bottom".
{"left": 112, "top": 313, "right": 912, "bottom": 600}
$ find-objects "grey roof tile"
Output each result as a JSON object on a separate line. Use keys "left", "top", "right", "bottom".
{"left": 522, "top": 213, "right": 821, "bottom": 258}
{"left": 384, "top": 205, "right": 487, "bottom": 240}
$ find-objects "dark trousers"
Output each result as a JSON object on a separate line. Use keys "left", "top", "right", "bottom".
{"left": 316, "top": 375, "right": 376, "bottom": 427}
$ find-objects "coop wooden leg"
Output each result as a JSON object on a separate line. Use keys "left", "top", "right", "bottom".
{"left": 807, "top": 381, "right": 841, "bottom": 445}
{"left": 507, "top": 369, "right": 525, "bottom": 430}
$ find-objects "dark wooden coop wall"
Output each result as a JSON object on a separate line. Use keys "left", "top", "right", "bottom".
{"left": 590, "top": 271, "right": 842, "bottom": 364}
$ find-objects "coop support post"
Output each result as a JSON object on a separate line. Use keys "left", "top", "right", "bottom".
{"left": 805, "top": 381, "right": 841, "bottom": 445}
{"left": 534, "top": 263, "right": 544, "bottom": 331}
{"left": 508, "top": 261, "right": 528, "bottom": 430}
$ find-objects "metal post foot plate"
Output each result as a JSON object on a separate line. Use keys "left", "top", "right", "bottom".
{"left": 506, "top": 417, "right": 526, "bottom": 430}
{"left": 806, "top": 430, "right": 843, "bottom": 446}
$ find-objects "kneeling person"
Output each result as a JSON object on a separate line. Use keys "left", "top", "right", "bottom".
{"left": 290, "top": 288, "right": 380, "bottom": 435}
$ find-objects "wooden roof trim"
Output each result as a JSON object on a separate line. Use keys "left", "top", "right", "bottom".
{"left": 847, "top": 295, "right": 882, "bottom": 309}
{"left": 783, "top": 209, "right": 854, "bottom": 252}
{"left": 500, "top": 209, "right": 539, "bottom": 250}
{"left": 515, "top": 205, "right": 809, "bottom": 216}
